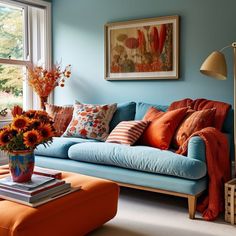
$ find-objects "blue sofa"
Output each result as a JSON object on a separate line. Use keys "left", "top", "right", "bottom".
{"left": 35, "top": 101, "right": 234, "bottom": 219}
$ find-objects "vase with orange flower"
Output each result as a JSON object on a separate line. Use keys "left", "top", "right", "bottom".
{"left": 0, "top": 107, "right": 55, "bottom": 182}
{"left": 27, "top": 64, "right": 71, "bottom": 110}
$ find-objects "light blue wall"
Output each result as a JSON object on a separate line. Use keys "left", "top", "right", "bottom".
{"left": 52, "top": 0, "right": 236, "bottom": 106}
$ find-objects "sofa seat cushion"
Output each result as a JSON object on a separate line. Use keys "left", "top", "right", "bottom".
{"left": 68, "top": 143, "right": 206, "bottom": 180}
{"left": 35, "top": 156, "right": 207, "bottom": 196}
{"left": 35, "top": 137, "right": 98, "bottom": 159}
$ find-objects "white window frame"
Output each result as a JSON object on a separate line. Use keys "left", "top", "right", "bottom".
{"left": 0, "top": 0, "right": 30, "bottom": 63}
{"left": 22, "top": 0, "right": 52, "bottom": 69}
{"left": 0, "top": 0, "right": 52, "bottom": 110}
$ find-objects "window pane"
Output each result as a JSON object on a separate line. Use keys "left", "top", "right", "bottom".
{"left": 0, "top": 3, "right": 24, "bottom": 60}
{"left": 0, "top": 64, "right": 23, "bottom": 110}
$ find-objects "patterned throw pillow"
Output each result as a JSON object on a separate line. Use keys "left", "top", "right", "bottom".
{"left": 45, "top": 103, "right": 74, "bottom": 137}
{"left": 106, "top": 120, "right": 149, "bottom": 145}
{"left": 172, "top": 108, "right": 216, "bottom": 148}
{"left": 63, "top": 103, "right": 117, "bottom": 141}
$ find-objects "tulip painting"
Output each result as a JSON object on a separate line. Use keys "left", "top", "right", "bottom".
{"left": 110, "top": 23, "right": 172, "bottom": 73}
{"left": 105, "top": 16, "right": 179, "bottom": 80}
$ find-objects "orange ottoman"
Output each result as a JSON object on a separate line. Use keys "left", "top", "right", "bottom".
{"left": 0, "top": 166, "right": 119, "bottom": 236}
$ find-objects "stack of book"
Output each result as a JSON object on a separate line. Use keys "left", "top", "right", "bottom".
{"left": 0, "top": 168, "right": 79, "bottom": 207}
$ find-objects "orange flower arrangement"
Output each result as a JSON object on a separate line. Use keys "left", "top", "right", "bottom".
{"left": 0, "top": 107, "right": 55, "bottom": 152}
{"left": 27, "top": 64, "right": 71, "bottom": 110}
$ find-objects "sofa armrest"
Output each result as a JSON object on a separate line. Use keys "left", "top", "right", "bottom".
{"left": 187, "top": 136, "right": 206, "bottom": 162}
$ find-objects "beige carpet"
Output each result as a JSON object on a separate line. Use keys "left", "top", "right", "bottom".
{"left": 89, "top": 187, "right": 235, "bottom": 236}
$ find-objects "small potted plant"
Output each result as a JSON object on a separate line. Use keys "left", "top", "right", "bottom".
{"left": 0, "top": 107, "right": 55, "bottom": 182}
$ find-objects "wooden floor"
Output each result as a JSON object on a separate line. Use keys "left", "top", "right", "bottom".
{"left": 90, "top": 187, "right": 235, "bottom": 236}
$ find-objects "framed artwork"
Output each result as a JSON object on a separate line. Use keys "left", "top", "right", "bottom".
{"left": 104, "top": 15, "right": 179, "bottom": 80}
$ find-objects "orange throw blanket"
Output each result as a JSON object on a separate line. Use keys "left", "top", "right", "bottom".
{"left": 168, "top": 98, "right": 230, "bottom": 130}
{"left": 177, "top": 127, "right": 230, "bottom": 220}
{"left": 169, "top": 98, "right": 231, "bottom": 220}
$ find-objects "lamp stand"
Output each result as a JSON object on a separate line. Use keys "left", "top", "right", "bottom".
{"left": 233, "top": 42, "right": 236, "bottom": 177}
{"left": 200, "top": 41, "right": 236, "bottom": 177}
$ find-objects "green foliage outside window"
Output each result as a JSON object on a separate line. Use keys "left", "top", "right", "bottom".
{"left": 0, "top": 4, "right": 24, "bottom": 110}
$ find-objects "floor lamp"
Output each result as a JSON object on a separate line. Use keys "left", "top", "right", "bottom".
{"left": 200, "top": 42, "right": 236, "bottom": 177}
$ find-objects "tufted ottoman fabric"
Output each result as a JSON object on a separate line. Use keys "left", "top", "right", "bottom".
{"left": 0, "top": 165, "right": 119, "bottom": 236}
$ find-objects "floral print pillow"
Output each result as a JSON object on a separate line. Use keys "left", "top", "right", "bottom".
{"left": 63, "top": 103, "right": 117, "bottom": 141}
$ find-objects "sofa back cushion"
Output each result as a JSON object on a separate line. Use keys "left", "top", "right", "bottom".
{"left": 109, "top": 102, "right": 136, "bottom": 131}
{"left": 134, "top": 102, "right": 168, "bottom": 120}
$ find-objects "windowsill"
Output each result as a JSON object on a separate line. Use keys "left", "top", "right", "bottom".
{"left": 0, "top": 112, "right": 13, "bottom": 123}
{"left": 0, "top": 109, "right": 12, "bottom": 123}
{"left": 0, "top": 156, "right": 8, "bottom": 166}
{"left": 0, "top": 118, "right": 12, "bottom": 122}
{"left": 0, "top": 150, "right": 8, "bottom": 166}
{"left": 0, "top": 118, "right": 12, "bottom": 128}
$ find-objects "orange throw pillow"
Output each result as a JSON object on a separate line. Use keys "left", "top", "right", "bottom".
{"left": 45, "top": 103, "right": 74, "bottom": 137}
{"left": 140, "top": 107, "right": 188, "bottom": 150}
{"left": 172, "top": 108, "right": 216, "bottom": 148}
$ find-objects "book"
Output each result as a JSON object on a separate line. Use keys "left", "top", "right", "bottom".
{"left": 0, "top": 182, "right": 71, "bottom": 203}
{"left": 0, "top": 186, "right": 81, "bottom": 207}
{"left": 33, "top": 167, "right": 62, "bottom": 179}
{"left": 0, "top": 178, "right": 65, "bottom": 196}
{"left": 0, "top": 174, "right": 55, "bottom": 191}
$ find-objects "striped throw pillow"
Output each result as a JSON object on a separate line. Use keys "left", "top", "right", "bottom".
{"left": 45, "top": 103, "right": 74, "bottom": 137}
{"left": 106, "top": 120, "right": 149, "bottom": 145}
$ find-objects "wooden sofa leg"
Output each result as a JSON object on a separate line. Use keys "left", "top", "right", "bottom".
{"left": 188, "top": 195, "right": 197, "bottom": 219}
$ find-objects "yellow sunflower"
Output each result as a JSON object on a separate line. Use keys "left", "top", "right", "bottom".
{"left": 35, "top": 110, "right": 48, "bottom": 117}
{"left": 30, "top": 119, "right": 41, "bottom": 129}
{"left": 24, "top": 110, "right": 36, "bottom": 118}
{"left": 0, "top": 130, "right": 10, "bottom": 146}
{"left": 40, "top": 124, "right": 54, "bottom": 139}
{"left": 23, "top": 130, "right": 42, "bottom": 148}
{"left": 12, "top": 115, "right": 30, "bottom": 131}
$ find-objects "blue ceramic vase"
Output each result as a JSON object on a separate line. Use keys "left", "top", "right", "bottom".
{"left": 8, "top": 150, "right": 35, "bottom": 183}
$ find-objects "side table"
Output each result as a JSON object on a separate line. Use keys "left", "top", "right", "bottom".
{"left": 225, "top": 178, "right": 236, "bottom": 225}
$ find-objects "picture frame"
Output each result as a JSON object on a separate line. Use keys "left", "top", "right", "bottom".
{"left": 104, "top": 15, "right": 179, "bottom": 80}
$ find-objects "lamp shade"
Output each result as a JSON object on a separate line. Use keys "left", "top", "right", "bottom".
{"left": 200, "top": 51, "right": 227, "bottom": 80}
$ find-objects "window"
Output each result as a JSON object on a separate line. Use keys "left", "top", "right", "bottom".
{"left": 0, "top": 0, "right": 51, "bottom": 111}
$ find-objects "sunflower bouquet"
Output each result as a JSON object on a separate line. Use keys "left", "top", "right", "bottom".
{"left": 0, "top": 108, "right": 55, "bottom": 152}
